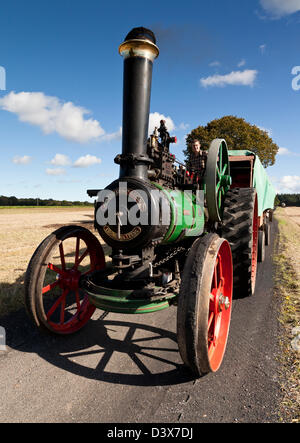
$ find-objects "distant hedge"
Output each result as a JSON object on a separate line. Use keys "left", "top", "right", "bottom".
{"left": 0, "top": 195, "right": 93, "bottom": 207}
{"left": 1, "top": 194, "right": 298, "bottom": 208}
{"left": 275, "top": 194, "right": 300, "bottom": 207}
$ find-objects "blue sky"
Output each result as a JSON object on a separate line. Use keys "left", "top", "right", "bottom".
{"left": 1, "top": 0, "right": 300, "bottom": 201}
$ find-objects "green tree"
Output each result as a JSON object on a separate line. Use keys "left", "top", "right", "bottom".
{"left": 184, "top": 116, "right": 279, "bottom": 168}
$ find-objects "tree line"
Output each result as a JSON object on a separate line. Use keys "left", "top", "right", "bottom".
{"left": 275, "top": 194, "right": 300, "bottom": 207}
{"left": 0, "top": 195, "right": 93, "bottom": 207}
{"left": 2, "top": 194, "right": 299, "bottom": 208}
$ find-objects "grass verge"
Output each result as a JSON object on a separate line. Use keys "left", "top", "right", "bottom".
{"left": 273, "top": 208, "right": 300, "bottom": 423}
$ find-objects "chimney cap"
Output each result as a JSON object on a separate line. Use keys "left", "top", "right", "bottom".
{"left": 124, "top": 27, "right": 156, "bottom": 45}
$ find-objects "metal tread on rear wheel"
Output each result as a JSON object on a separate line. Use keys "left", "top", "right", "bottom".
{"left": 221, "top": 188, "right": 258, "bottom": 298}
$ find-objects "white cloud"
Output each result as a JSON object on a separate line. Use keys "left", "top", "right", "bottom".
{"left": 209, "top": 61, "right": 221, "bottom": 67}
{"left": 278, "top": 147, "right": 291, "bottom": 155}
{"left": 101, "top": 126, "right": 122, "bottom": 142}
{"left": 0, "top": 91, "right": 105, "bottom": 144}
{"left": 277, "top": 147, "right": 300, "bottom": 156}
{"left": 178, "top": 122, "right": 190, "bottom": 131}
{"left": 46, "top": 168, "right": 66, "bottom": 176}
{"left": 0, "top": 92, "right": 177, "bottom": 146}
{"left": 73, "top": 154, "right": 102, "bottom": 168}
{"left": 257, "top": 126, "right": 272, "bottom": 137}
{"left": 260, "top": 0, "right": 300, "bottom": 18}
{"left": 148, "top": 112, "right": 175, "bottom": 135}
{"left": 50, "top": 153, "right": 71, "bottom": 166}
{"left": 200, "top": 70, "right": 258, "bottom": 88}
{"left": 12, "top": 155, "right": 32, "bottom": 164}
{"left": 237, "top": 59, "right": 246, "bottom": 67}
{"left": 279, "top": 175, "right": 300, "bottom": 192}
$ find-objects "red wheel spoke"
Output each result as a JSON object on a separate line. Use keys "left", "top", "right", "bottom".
{"left": 77, "top": 248, "right": 89, "bottom": 266}
{"left": 48, "top": 263, "right": 63, "bottom": 274}
{"left": 209, "top": 293, "right": 216, "bottom": 313}
{"left": 74, "top": 237, "right": 80, "bottom": 268}
{"left": 213, "top": 266, "right": 218, "bottom": 289}
{"left": 208, "top": 312, "right": 214, "bottom": 331}
{"left": 60, "top": 295, "right": 66, "bottom": 324}
{"left": 42, "top": 280, "right": 59, "bottom": 294}
{"left": 75, "top": 290, "right": 81, "bottom": 313}
{"left": 59, "top": 243, "right": 66, "bottom": 270}
{"left": 208, "top": 327, "right": 216, "bottom": 348}
{"left": 46, "top": 289, "right": 68, "bottom": 320}
{"left": 208, "top": 338, "right": 215, "bottom": 353}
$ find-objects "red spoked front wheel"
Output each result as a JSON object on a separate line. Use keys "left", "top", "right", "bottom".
{"left": 207, "top": 239, "right": 233, "bottom": 372}
{"left": 25, "top": 226, "right": 105, "bottom": 335}
{"left": 177, "top": 233, "right": 233, "bottom": 376}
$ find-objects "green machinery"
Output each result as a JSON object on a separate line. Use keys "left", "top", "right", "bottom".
{"left": 25, "top": 27, "right": 276, "bottom": 377}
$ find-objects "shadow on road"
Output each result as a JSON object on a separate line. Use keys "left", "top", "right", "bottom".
{"left": 1, "top": 309, "right": 194, "bottom": 387}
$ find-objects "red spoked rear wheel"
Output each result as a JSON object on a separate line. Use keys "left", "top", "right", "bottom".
{"left": 25, "top": 226, "right": 105, "bottom": 335}
{"left": 177, "top": 233, "right": 233, "bottom": 376}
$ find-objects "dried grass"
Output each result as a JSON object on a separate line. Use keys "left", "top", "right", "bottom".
{"left": 0, "top": 207, "right": 108, "bottom": 316}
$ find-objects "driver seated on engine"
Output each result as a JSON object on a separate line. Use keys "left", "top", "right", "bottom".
{"left": 186, "top": 139, "right": 207, "bottom": 183}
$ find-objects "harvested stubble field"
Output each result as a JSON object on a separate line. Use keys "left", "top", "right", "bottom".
{"left": 0, "top": 207, "right": 110, "bottom": 316}
{"left": 274, "top": 207, "right": 300, "bottom": 422}
{"left": 284, "top": 206, "right": 300, "bottom": 228}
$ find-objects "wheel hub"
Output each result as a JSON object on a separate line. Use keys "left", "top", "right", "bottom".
{"left": 218, "top": 294, "right": 230, "bottom": 311}
{"left": 59, "top": 268, "right": 81, "bottom": 291}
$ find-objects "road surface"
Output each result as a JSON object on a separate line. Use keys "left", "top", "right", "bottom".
{"left": 0, "top": 221, "right": 282, "bottom": 423}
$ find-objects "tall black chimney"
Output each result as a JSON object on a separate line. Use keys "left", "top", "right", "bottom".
{"left": 118, "top": 27, "right": 159, "bottom": 180}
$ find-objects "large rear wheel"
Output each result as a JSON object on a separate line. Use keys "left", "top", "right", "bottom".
{"left": 177, "top": 233, "right": 233, "bottom": 377}
{"left": 25, "top": 225, "right": 105, "bottom": 335}
{"left": 221, "top": 188, "right": 258, "bottom": 297}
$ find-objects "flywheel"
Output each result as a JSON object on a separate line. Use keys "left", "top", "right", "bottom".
{"left": 204, "top": 138, "right": 232, "bottom": 222}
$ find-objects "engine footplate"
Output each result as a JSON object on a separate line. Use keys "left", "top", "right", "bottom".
{"left": 81, "top": 270, "right": 178, "bottom": 314}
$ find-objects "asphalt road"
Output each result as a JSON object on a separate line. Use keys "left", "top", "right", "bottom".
{"left": 0, "top": 221, "right": 283, "bottom": 423}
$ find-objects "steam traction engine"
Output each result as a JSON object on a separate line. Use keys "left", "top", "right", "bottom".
{"left": 25, "top": 27, "right": 275, "bottom": 377}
